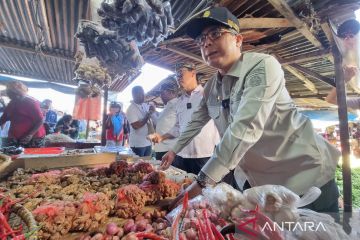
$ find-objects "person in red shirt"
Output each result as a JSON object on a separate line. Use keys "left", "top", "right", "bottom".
{"left": 0, "top": 81, "right": 45, "bottom": 147}
{"left": 105, "top": 102, "right": 126, "bottom": 146}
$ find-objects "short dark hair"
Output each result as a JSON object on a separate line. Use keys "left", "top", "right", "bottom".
{"left": 132, "top": 86, "right": 144, "bottom": 94}
{"left": 63, "top": 114, "right": 72, "bottom": 122}
{"left": 110, "top": 102, "right": 121, "bottom": 109}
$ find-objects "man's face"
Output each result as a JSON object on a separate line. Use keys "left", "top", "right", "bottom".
{"left": 133, "top": 88, "right": 145, "bottom": 104}
{"left": 44, "top": 100, "right": 52, "bottom": 109}
{"left": 160, "top": 90, "right": 174, "bottom": 104}
{"left": 110, "top": 107, "right": 120, "bottom": 114}
{"left": 199, "top": 26, "right": 243, "bottom": 71}
{"left": 176, "top": 67, "right": 196, "bottom": 89}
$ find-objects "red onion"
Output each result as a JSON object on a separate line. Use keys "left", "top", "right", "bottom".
{"left": 106, "top": 222, "right": 120, "bottom": 236}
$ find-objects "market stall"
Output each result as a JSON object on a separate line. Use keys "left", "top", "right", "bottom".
{"left": 0, "top": 157, "right": 195, "bottom": 240}
{"left": 0, "top": 157, "right": 354, "bottom": 240}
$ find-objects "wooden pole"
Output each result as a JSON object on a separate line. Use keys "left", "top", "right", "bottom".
{"left": 85, "top": 119, "right": 90, "bottom": 139}
{"left": 333, "top": 45, "right": 352, "bottom": 232}
{"left": 101, "top": 87, "right": 109, "bottom": 146}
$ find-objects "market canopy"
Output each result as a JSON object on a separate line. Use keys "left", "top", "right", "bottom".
{"left": 0, "top": 74, "right": 76, "bottom": 94}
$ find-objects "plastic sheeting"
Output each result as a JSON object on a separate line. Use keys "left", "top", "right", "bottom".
{"left": 72, "top": 95, "right": 102, "bottom": 120}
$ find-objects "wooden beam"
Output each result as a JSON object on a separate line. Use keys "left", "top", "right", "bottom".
{"left": 274, "top": 53, "right": 319, "bottom": 93}
{"left": 266, "top": 0, "right": 323, "bottom": 48}
{"left": 290, "top": 93, "right": 327, "bottom": 98}
{"left": 285, "top": 65, "right": 318, "bottom": 94}
{"left": 290, "top": 92, "right": 358, "bottom": 99}
{"left": 321, "top": 22, "right": 334, "bottom": 46}
{"left": 239, "top": 18, "right": 294, "bottom": 29}
{"left": 0, "top": 41, "right": 74, "bottom": 62}
{"left": 290, "top": 63, "right": 335, "bottom": 87}
{"left": 280, "top": 49, "right": 331, "bottom": 65}
{"left": 165, "top": 45, "right": 205, "bottom": 64}
{"left": 320, "top": 22, "right": 335, "bottom": 64}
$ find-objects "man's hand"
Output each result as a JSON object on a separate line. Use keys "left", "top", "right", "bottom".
{"left": 148, "top": 133, "right": 163, "bottom": 143}
{"left": 160, "top": 150, "right": 176, "bottom": 170}
{"left": 19, "top": 134, "right": 33, "bottom": 145}
{"left": 344, "top": 65, "right": 358, "bottom": 83}
{"left": 148, "top": 105, "right": 156, "bottom": 114}
{"left": 166, "top": 181, "right": 203, "bottom": 211}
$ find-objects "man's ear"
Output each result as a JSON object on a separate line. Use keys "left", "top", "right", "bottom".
{"left": 236, "top": 34, "right": 243, "bottom": 48}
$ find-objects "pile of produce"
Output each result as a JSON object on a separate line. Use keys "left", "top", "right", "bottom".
{"left": 75, "top": 21, "right": 144, "bottom": 78}
{"left": 78, "top": 209, "right": 170, "bottom": 240}
{"left": 98, "top": 0, "right": 174, "bottom": 46}
{"left": 44, "top": 133, "right": 76, "bottom": 144}
{"left": 167, "top": 183, "right": 351, "bottom": 240}
{"left": 0, "top": 160, "right": 186, "bottom": 239}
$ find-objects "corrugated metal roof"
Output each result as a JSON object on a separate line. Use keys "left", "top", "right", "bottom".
{"left": 0, "top": 0, "right": 359, "bottom": 108}
{"left": 0, "top": 0, "right": 89, "bottom": 86}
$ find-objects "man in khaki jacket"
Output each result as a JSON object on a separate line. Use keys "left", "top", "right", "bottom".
{"left": 161, "top": 7, "right": 340, "bottom": 220}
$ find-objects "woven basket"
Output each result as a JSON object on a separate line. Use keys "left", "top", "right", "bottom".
{"left": 9, "top": 203, "right": 38, "bottom": 240}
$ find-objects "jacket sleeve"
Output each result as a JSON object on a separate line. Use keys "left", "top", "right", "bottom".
{"left": 201, "top": 56, "right": 285, "bottom": 182}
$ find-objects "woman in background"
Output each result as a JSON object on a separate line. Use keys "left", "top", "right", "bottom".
{"left": 55, "top": 114, "right": 79, "bottom": 139}
{"left": 0, "top": 81, "right": 45, "bottom": 147}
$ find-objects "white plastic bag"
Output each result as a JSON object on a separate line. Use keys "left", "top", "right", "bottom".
{"left": 289, "top": 209, "right": 351, "bottom": 240}
{"left": 202, "top": 182, "right": 252, "bottom": 219}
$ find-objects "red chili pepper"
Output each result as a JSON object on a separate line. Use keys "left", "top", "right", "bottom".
{"left": 0, "top": 211, "right": 15, "bottom": 237}
{"left": 210, "top": 223, "right": 225, "bottom": 240}
{"left": 237, "top": 206, "right": 284, "bottom": 240}
{"left": 134, "top": 232, "right": 167, "bottom": 240}
{"left": 192, "top": 219, "right": 205, "bottom": 240}
{"left": 171, "top": 192, "right": 189, "bottom": 240}
{"left": 10, "top": 234, "right": 25, "bottom": 240}
{"left": 179, "top": 233, "right": 187, "bottom": 240}
{"left": 198, "top": 218, "right": 208, "bottom": 240}
{"left": 202, "top": 209, "right": 215, "bottom": 240}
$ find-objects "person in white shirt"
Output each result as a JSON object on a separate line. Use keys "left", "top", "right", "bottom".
{"left": 150, "top": 62, "right": 220, "bottom": 175}
{"left": 126, "top": 86, "right": 156, "bottom": 157}
{"left": 150, "top": 82, "right": 179, "bottom": 160}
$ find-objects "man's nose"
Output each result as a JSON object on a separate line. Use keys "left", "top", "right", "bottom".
{"left": 203, "top": 35, "right": 212, "bottom": 48}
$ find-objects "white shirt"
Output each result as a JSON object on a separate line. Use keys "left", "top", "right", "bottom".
{"left": 154, "top": 98, "right": 178, "bottom": 153}
{"left": 169, "top": 85, "right": 220, "bottom": 158}
{"left": 126, "top": 102, "right": 152, "bottom": 148}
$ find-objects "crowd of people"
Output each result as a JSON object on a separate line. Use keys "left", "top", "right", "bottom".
{"left": 0, "top": 81, "right": 82, "bottom": 148}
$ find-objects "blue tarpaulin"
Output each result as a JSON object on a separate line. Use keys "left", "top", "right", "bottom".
{"left": 0, "top": 75, "right": 76, "bottom": 95}
{"left": 300, "top": 110, "right": 358, "bottom": 122}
